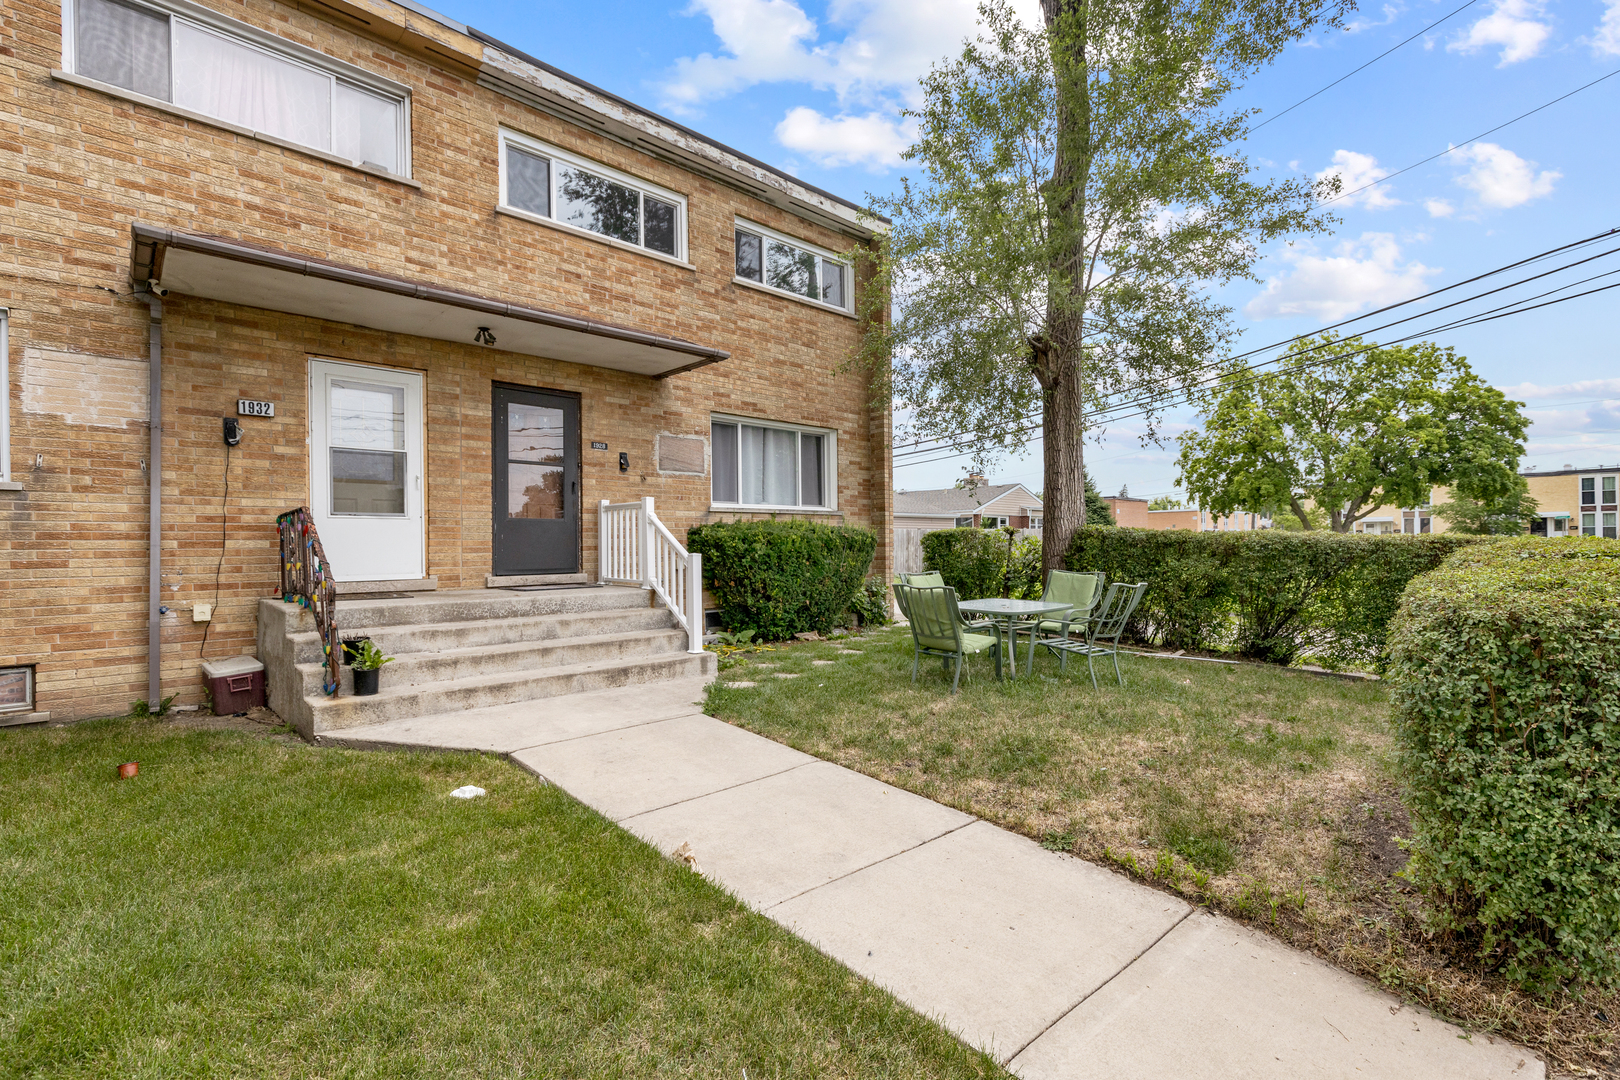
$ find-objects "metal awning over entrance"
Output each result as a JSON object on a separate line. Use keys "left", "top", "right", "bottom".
{"left": 128, "top": 223, "right": 728, "bottom": 378}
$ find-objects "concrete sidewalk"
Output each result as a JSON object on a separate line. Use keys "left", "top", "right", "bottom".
{"left": 327, "top": 678, "right": 1543, "bottom": 1079}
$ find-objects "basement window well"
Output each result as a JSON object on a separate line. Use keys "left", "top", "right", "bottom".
{"left": 0, "top": 666, "right": 35, "bottom": 714}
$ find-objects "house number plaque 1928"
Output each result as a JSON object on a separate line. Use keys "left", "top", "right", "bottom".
{"left": 237, "top": 399, "right": 275, "bottom": 417}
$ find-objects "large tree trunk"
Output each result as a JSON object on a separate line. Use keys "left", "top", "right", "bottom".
{"left": 1038, "top": 0, "right": 1090, "bottom": 577}
{"left": 1040, "top": 347, "right": 1086, "bottom": 574}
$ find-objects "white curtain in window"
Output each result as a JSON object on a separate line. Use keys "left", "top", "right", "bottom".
{"left": 173, "top": 22, "right": 331, "bottom": 151}
{"left": 738, "top": 425, "right": 798, "bottom": 505}
{"left": 335, "top": 82, "right": 400, "bottom": 172}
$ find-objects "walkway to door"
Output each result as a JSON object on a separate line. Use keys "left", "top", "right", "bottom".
{"left": 326, "top": 679, "right": 1543, "bottom": 1080}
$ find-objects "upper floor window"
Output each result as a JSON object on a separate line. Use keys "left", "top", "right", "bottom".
{"left": 499, "top": 130, "right": 686, "bottom": 261}
{"left": 64, "top": 0, "right": 410, "bottom": 175}
{"left": 733, "top": 219, "right": 853, "bottom": 314}
{"left": 710, "top": 416, "right": 835, "bottom": 510}
{"left": 1580, "top": 473, "right": 1618, "bottom": 509}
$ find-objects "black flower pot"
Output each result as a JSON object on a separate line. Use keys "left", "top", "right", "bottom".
{"left": 353, "top": 668, "right": 380, "bottom": 696}
{"left": 342, "top": 638, "right": 371, "bottom": 666}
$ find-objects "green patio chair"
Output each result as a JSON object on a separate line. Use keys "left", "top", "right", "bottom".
{"left": 896, "top": 583, "right": 1002, "bottom": 693}
{"left": 1042, "top": 581, "right": 1147, "bottom": 689}
{"left": 901, "top": 572, "right": 994, "bottom": 631}
{"left": 1022, "top": 570, "right": 1105, "bottom": 665}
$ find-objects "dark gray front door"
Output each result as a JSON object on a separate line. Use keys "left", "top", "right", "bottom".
{"left": 492, "top": 385, "right": 579, "bottom": 576}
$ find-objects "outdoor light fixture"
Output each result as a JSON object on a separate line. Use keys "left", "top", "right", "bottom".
{"left": 474, "top": 326, "right": 497, "bottom": 346}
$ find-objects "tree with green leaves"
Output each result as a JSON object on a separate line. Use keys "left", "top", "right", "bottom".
{"left": 858, "top": 0, "right": 1346, "bottom": 573}
{"left": 1147, "top": 496, "right": 1182, "bottom": 511}
{"left": 1176, "top": 335, "right": 1530, "bottom": 532}
{"left": 1433, "top": 476, "right": 1540, "bottom": 535}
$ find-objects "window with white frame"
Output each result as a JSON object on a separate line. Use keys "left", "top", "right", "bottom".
{"left": 63, "top": 0, "right": 410, "bottom": 174}
{"left": 980, "top": 515, "right": 1009, "bottom": 529}
{"left": 499, "top": 130, "right": 686, "bottom": 260}
{"left": 1579, "top": 473, "right": 1618, "bottom": 508}
{"left": 733, "top": 219, "right": 853, "bottom": 313}
{"left": 710, "top": 417, "right": 835, "bottom": 509}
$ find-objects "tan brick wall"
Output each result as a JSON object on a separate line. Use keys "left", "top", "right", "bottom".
{"left": 0, "top": 0, "right": 890, "bottom": 719}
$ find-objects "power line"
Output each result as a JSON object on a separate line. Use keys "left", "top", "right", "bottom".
{"left": 894, "top": 245, "right": 1620, "bottom": 464}
{"left": 1243, "top": 0, "right": 1482, "bottom": 137}
{"left": 890, "top": 226, "right": 1620, "bottom": 458}
{"left": 1324, "top": 65, "right": 1620, "bottom": 206}
{"left": 894, "top": 266, "right": 1620, "bottom": 469}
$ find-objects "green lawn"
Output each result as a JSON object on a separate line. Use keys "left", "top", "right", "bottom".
{"left": 705, "top": 627, "right": 1613, "bottom": 1075}
{"left": 0, "top": 717, "right": 1006, "bottom": 1079}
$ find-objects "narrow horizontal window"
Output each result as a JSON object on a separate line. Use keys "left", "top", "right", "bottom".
{"left": 733, "top": 221, "right": 853, "bottom": 312}
{"left": 709, "top": 416, "right": 834, "bottom": 509}
{"left": 498, "top": 130, "right": 687, "bottom": 261}
{"left": 68, "top": 0, "right": 410, "bottom": 175}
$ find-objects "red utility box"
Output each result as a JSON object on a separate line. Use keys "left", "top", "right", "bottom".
{"left": 202, "top": 656, "right": 265, "bottom": 714}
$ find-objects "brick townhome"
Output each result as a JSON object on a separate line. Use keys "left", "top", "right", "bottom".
{"left": 0, "top": 0, "right": 891, "bottom": 725}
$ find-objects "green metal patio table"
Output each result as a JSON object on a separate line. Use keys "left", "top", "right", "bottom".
{"left": 955, "top": 598, "right": 1072, "bottom": 678}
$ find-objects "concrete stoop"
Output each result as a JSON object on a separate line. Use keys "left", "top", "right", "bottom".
{"left": 257, "top": 585, "right": 716, "bottom": 739}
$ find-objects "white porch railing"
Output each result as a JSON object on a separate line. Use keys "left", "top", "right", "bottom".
{"left": 599, "top": 498, "right": 705, "bottom": 654}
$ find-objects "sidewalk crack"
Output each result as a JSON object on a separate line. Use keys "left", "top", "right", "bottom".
{"left": 1002, "top": 903, "right": 1196, "bottom": 1067}
{"left": 764, "top": 818, "right": 979, "bottom": 911}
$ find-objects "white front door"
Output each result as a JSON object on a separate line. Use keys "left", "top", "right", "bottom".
{"left": 309, "top": 358, "right": 425, "bottom": 582}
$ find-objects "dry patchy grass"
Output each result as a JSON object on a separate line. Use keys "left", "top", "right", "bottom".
{"left": 706, "top": 628, "right": 1617, "bottom": 1077}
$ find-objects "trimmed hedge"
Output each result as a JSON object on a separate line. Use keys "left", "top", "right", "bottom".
{"left": 687, "top": 520, "right": 877, "bottom": 640}
{"left": 1064, "top": 527, "right": 1486, "bottom": 666}
{"left": 1389, "top": 537, "right": 1620, "bottom": 991}
{"left": 919, "top": 528, "right": 1042, "bottom": 600}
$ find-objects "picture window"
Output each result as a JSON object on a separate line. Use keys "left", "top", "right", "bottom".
{"left": 66, "top": 0, "right": 410, "bottom": 174}
{"left": 709, "top": 417, "right": 834, "bottom": 509}
{"left": 500, "top": 130, "right": 686, "bottom": 260}
{"left": 732, "top": 219, "right": 853, "bottom": 313}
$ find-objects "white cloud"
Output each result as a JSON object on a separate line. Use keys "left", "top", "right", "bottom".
{"left": 660, "top": 0, "right": 826, "bottom": 110}
{"left": 1346, "top": 4, "right": 1401, "bottom": 33}
{"left": 1497, "top": 379, "right": 1620, "bottom": 463}
{"left": 1497, "top": 377, "right": 1620, "bottom": 400}
{"left": 1424, "top": 198, "right": 1455, "bottom": 217}
{"left": 660, "top": 0, "right": 1042, "bottom": 114}
{"left": 1447, "top": 0, "right": 1553, "bottom": 64}
{"left": 1244, "top": 233, "right": 1440, "bottom": 321}
{"left": 775, "top": 107, "right": 915, "bottom": 169}
{"left": 1315, "top": 150, "right": 1400, "bottom": 209}
{"left": 1592, "top": 0, "right": 1620, "bottom": 54}
{"left": 1453, "top": 142, "right": 1559, "bottom": 208}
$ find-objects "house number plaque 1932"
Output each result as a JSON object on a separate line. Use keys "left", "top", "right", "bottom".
{"left": 237, "top": 399, "right": 275, "bottom": 417}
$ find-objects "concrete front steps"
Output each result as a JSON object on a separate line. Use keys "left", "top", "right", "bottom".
{"left": 257, "top": 585, "right": 716, "bottom": 739}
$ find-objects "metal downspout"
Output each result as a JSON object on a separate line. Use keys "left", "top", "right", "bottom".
{"left": 144, "top": 291, "right": 163, "bottom": 707}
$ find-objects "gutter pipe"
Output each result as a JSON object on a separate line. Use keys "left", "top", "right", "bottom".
{"left": 143, "top": 289, "right": 162, "bottom": 708}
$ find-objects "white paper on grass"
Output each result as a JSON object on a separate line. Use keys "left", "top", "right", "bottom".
{"left": 449, "top": 785, "right": 486, "bottom": 799}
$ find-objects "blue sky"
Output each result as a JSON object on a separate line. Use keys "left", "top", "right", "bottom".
{"left": 448, "top": 0, "right": 1620, "bottom": 500}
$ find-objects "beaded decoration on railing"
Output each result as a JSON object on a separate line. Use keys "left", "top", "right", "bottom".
{"left": 276, "top": 507, "right": 341, "bottom": 696}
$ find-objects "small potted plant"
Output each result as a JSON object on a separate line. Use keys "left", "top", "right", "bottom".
{"left": 349, "top": 639, "right": 394, "bottom": 696}
{"left": 342, "top": 637, "right": 372, "bottom": 666}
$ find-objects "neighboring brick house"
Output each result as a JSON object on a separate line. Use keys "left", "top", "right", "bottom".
{"left": 1520, "top": 465, "right": 1617, "bottom": 538}
{"left": 0, "top": 0, "right": 891, "bottom": 722}
{"left": 1102, "top": 497, "right": 1269, "bottom": 532}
